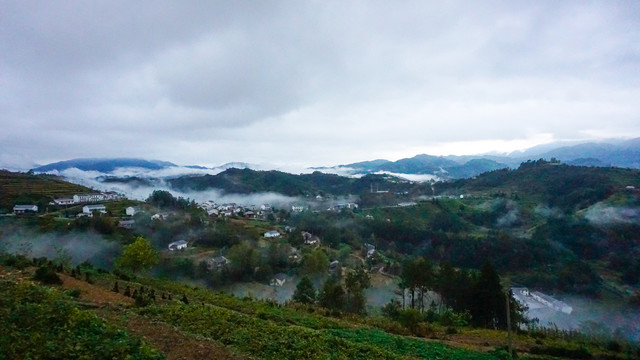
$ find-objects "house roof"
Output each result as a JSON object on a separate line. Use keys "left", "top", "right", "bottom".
{"left": 274, "top": 273, "right": 287, "bottom": 281}
{"left": 13, "top": 205, "right": 37, "bottom": 210}
{"left": 84, "top": 204, "right": 106, "bottom": 209}
{"left": 168, "top": 240, "right": 188, "bottom": 247}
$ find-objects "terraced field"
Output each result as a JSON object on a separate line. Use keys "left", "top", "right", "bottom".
{"left": 0, "top": 170, "right": 92, "bottom": 211}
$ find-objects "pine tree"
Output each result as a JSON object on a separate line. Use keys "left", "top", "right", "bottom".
{"left": 292, "top": 275, "right": 316, "bottom": 304}
{"left": 319, "top": 278, "right": 344, "bottom": 310}
{"left": 470, "top": 261, "right": 505, "bottom": 329}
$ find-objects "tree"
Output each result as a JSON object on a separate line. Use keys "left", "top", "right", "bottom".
{"left": 470, "top": 261, "right": 505, "bottom": 328}
{"left": 227, "top": 241, "right": 259, "bottom": 281}
{"left": 319, "top": 278, "right": 344, "bottom": 310}
{"left": 301, "top": 249, "right": 329, "bottom": 276}
{"left": 292, "top": 275, "right": 316, "bottom": 304}
{"left": 344, "top": 267, "right": 370, "bottom": 314}
{"left": 115, "top": 237, "right": 159, "bottom": 274}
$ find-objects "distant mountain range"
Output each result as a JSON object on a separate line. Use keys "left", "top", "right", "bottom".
{"left": 31, "top": 137, "right": 640, "bottom": 180}
{"left": 322, "top": 137, "right": 640, "bottom": 178}
{"left": 33, "top": 158, "right": 177, "bottom": 173}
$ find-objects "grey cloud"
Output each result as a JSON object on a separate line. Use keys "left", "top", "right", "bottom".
{"left": 2, "top": 1, "right": 640, "bottom": 167}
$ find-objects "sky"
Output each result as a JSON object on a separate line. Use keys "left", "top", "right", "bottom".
{"left": 1, "top": 1, "right": 639, "bottom": 170}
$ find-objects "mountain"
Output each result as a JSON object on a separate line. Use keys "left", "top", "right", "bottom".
{"left": 33, "top": 158, "right": 177, "bottom": 173}
{"left": 334, "top": 154, "right": 509, "bottom": 179}
{"left": 437, "top": 159, "right": 640, "bottom": 209}
{"left": 167, "top": 167, "right": 422, "bottom": 197}
{"left": 537, "top": 139, "right": 640, "bottom": 168}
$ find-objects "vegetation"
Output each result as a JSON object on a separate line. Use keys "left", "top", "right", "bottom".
{"left": 116, "top": 236, "right": 159, "bottom": 274}
{"left": 0, "top": 281, "right": 163, "bottom": 359}
{"left": 0, "top": 169, "right": 92, "bottom": 212}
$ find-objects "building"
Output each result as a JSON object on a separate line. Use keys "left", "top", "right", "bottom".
{"left": 302, "top": 231, "right": 320, "bottom": 246}
{"left": 118, "top": 219, "right": 135, "bottom": 229}
{"left": 168, "top": 240, "right": 188, "bottom": 251}
{"left": 288, "top": 247, "right": 302, "bottom": 263}
{"left": 291, "top": 205, "right": 305, "bottom": 212}
{"left": 511, "top": 287, "right": 573, "bottom": 315}
{"left": 329, "top": 260, "right": 340, "bottom": 273}
{"left": 125, "top": 207, "right": 136, "bottom": 216}
{"left": 53, "top": 198, "right": 74, "bottom": 206}
{"left": 83, "top": 204, "right": 106, "bottom": 214}
{"left": 264, "top": 230, "right": 281, "bottom": 238}
{"left": 364, "top": 243, "right": 376, "bottom": 258}
{"left": 73, "top": 193, "right": 106, "bottom": 203}
{"left": 151, "top": 213, "right": 169, "bottom": 221}
{"left": 207, "top": 256, "right": 230, "bottom": 270}
{"left": 271, "top": 273, "right": 287, "bottom": 287}
{"left": 13, "top": 204, "right": 38, "bottom": 214}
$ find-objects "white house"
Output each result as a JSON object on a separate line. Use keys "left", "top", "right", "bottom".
{"left": 271, "top": 273, "right": 287, "bottom": 287}
{"left": 151, "top": 213, "right": 169, "bottom": 221}
{"left": 53, "top": 198, "right": 75, "bottom": 206}
{"left": 291, "top": 205, "right": 305, "bottom": 212}
{"left": 13, "top": 204, "right": 38, "bottom": 214}
{"left": 125, "top": 207, "right": 136, "bottom": 216}
{"left": 74, "top": 193, "right": 106, "bottom": 203}
{"left": 168, "top": 240, "right": 188, "bottom": 251}
{"left": 264, "top": 230, "right": 281, "bottom": 238}
{"left": 364, "top": 243, "right": 376, "bottom": 258}
{"left": 83, "top": 204, "right": 106, "bottom": 214}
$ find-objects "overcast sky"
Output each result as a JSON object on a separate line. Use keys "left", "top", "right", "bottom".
{"left": 1, "top": 1, "right": 639, "bottom": 170}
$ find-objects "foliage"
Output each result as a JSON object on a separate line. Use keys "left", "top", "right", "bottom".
{"left": 32, "top": 264, "right": 62, "bottom": 285}
{"left": 0, "top": 281, "right": 163, "bottom": 359}
{"left": 115, "top": 236, "right": 159, "bottom": 274}
{"left": 292, "top": 275, "right": 317, "bottom": 304}
{"left": 301, "top": 249, "right": 329, "bottom": 276}
{"left": 319, "top": 277, "right": 345, "bottom": 311}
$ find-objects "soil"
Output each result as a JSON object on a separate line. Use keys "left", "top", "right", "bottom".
{"left": 56, "top": 271, "right": 251, "bottom": 360}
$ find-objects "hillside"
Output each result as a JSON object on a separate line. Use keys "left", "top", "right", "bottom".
{"left": 2, "top": 259, "right": 633, "bottom": 360}
{"left": 0, "top": 170, "right": 93, "bottom": 212}
{"left": 435, "top": 160, "right": 640, "bottom": 209}
{"left": 167, "top": 168, "right": 426, "bottom": 197}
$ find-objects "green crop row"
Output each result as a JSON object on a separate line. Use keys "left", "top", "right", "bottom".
{"left": 326, "top": 329, "right": 500, "bottom": 360}
{"left": 138, "top": 303, "right": 409, "bottom": 359}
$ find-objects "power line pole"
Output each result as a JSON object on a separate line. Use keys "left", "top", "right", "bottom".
{"left": 506, "top": 288, "right": 513, "bottom": 358}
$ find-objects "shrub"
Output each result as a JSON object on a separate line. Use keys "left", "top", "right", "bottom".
{"left": 1, "top": 254, "right": 31, "bottom": 269}
{"left": 66, "top": 288, "right": 81, "bottom": 298}
{"left": 530, "top": 345, "right": 592, "bottom": 359}
{"left": 32, "top": 265, "right": 62, "bottom": 285}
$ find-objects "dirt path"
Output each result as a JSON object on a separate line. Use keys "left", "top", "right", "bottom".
{"left": 96, "top": 307, "right": 251, "bottom": 360}
{"left": 57, "top": 273, "right": 250, "bottom": 360}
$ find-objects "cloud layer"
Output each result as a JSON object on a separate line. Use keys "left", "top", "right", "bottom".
{"left": 2, "top": 1, "right": 639, "bottom": 169}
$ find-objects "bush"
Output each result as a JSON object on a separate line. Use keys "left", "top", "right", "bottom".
{"left": 0, "top": 254, "right": 32, "bottom": 269}
{"left": 445, "top": 326, "right": 458, "bottom": 335}
{"left": 32, "top": 265, "right": 62, "bottom": 285}
{"left": 66, "top": 288, "right": 81, "bottom": 298}
{"left": 530, "top": 345, "right": 592, "bottom": 359}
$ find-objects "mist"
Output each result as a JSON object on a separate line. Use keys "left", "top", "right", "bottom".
{"left": 0, "top": 223, "right": 121, "bottom": 269}
{"left": 584, "top": 203, "right": 640, "bottom": 227}
{"left": 527, "top": 294, "right": 640, "bottom": 343}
